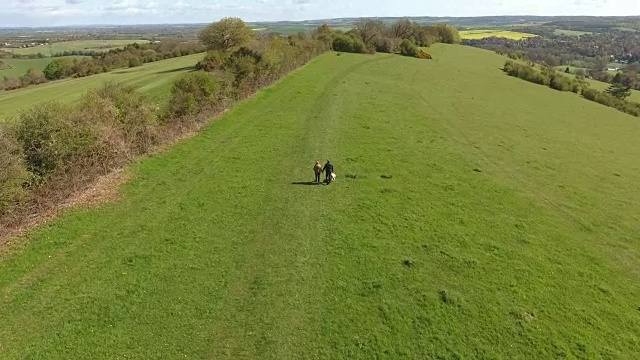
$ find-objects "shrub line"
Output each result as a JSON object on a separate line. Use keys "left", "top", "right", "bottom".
{"left": 0, "top": 23, "right": 330, "bottom": 242}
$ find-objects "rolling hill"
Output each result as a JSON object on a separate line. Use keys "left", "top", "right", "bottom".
{"left": 0, "top": 53, "right": 203, "bottom": 120}
{"left": 1, "top": 44, "right": 639, "bottom": 358}
{"left": 0, "top": 57, "right": 87, "bottom": 78}
{"left": 1, "top": 40, "right": 149, "bottom": 57}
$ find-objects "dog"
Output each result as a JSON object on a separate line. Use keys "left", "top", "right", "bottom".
{"left": 330, "top": 172, "right": 336, "bottom": 182}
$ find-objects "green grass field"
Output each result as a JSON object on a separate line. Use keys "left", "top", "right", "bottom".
{"left": 460, "top": 29, "right": 537, "bottom": 40}
{"left": 1, "top": 45, "right": 640, "bottom": 358}
{"left": 553, "top": 65, "right": 588, "bottom": 74}
{"left": 0, "top": 53, "right": 203, "bottom": 120}
{"left": 554, "top": 29, "right": 592, "bottom": 36}
{"left": 2, "top": 39, "right": 149, "bottom": 57}
{"left": 0, "top": 57, "right": 86, "bottom": 78}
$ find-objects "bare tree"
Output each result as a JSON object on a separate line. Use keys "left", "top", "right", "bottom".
{"left": 389, "top": 19, "right": 414, "bottom": 39}
{"left": 354, "top": 19, "right": 385, "bottom": 46}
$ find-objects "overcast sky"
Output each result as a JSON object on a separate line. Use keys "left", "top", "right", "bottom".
{"left": 2, "top": 0, "right": 639, "bottom": 27}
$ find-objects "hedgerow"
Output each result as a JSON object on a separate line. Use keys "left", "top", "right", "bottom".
{"left": 0, "top": 20, "right": 330, "bottom": 223}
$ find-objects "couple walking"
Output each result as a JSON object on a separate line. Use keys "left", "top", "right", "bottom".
{"left": 314, "top": 160, "right": 334, "bottom": 185}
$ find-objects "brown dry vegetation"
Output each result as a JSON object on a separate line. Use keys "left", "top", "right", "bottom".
{"left": 0, "top": 169, "right": 129, "bottom": 246}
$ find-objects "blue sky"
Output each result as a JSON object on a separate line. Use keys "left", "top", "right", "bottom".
{"left": 2, "top": 0, "right": 638, "bottom": 27}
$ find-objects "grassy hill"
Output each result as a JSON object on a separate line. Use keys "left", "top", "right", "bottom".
{"left": 1, "top": 44, "right": 639, "bottom": 358}
{"left": 2, "top": 39, "right": 149, "bottom": 57}
{"left": 0, "top": 53, "right": 203, "bottom": 120}
{"left": 0, "top": 57, "right": 87, "bottom": 78}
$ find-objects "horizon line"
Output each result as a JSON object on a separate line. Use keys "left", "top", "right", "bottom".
{"left": 2, "top": 14, "right": 640, "bottom": 29}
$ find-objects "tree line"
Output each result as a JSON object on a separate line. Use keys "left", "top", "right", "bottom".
{"left": 0, "top": 50, "right": 46, "bottom": 60}
{"left": 503, "top": 60, "right": 640, "bottom": 117}
{"left": 314, "top": 19, "right": 460, "bottom": 56}
{"left": 0, "top": 18, "right": 330, "bottom": 226}
{"left": 52, "top": 50, "right": 102, "bottom": 57}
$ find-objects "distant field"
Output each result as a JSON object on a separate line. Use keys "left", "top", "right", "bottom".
{"left": 0, "top": 53, "right": 202, "bottom": 119}
{"left": 249, "top": 25, "right": 315, "bottom": 35}
{"left": 331, "top": 26, "right": 354, "bottom": 32}
{"left": 554, "top": 29, "right": 591, "bottom": 36}
{"left": 0, "top": 57, "right": 86, "bottom": 78}
{"left": 1, "top": 39, "right": 149, "bottom": 57}
{"left": 461, "top": 29, "right": 537, "bottom": 40}
{"left": 607, "top": 62, "right": 626, "bottom": 70}
{"left": 553, "top": 65, "right": 587, "bottom": 74}
{"left": 614, "top": 27, "right": 637, "bottom": 32}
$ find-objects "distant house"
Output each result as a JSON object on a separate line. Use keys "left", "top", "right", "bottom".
{"left": 608, "top": 67, "right": 620, "bottom": 71}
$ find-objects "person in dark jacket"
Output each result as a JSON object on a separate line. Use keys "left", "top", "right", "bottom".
{"left": 322, "top": 160, "right": 334, "bottom": 184}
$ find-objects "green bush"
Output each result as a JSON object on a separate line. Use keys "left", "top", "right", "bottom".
{"left": 582, "top": 88, "right": 640, "bottom": 117}
{"left": 549, "top": 74, "right": 573, "bottom": 92}
{"left": 503, "top": 61, "right": 549, "bottom": 85}
{"left": 435, "top": 24, "right": 461, "bottom": 44}
{"left": 198, "top": 17, "right": 255, "bottom": 52}
{"left": 84, "top": 82, "right": 158, "bottom": 155}
{"left": 374, "top": 37, "right": 399, "bottom": 53}
{"left": 165, "top": 72, "right": 220, "bottom": 120}
{"left": 128, "top": 56, "right": 143, "bottom": 68}
{"left": 411, "top": 25, "right": 439, "bottom": 46}
{"left": 225, "top": 47, "right": 263, "bottom": 92}
{"left": 332, "top": 33, "right": 367, "bottom": 54}
{"left": 570, "top": 79, "right": 584, "bottom": 94}
{"left": 504, "top": 61, "right": 594, "bottom": 95}
{"left": 195, "top": 50, "right": 230, "bottom": 72}
{"left": 0, "top": 126, "right": 30, "bottom": 213}
{"left": 420, "top": 35, "right": 437, "bottom": 47}
{"left": 582, "top": 88, "right": 603, "bottom": 102}
{"left": 399, "top": 39, "right": 419, "bottom": 57}
{"left": 43, "top": 58, "right": 74, "bottom": 80}
{"left": 15, "top": 102, "right": 96, "bottom": 179}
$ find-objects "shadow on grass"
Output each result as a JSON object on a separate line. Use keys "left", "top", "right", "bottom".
{"left": 291, "top": 181, "right": 318, "bottom": 186}
{"left": 155, "top": 66, "right": 196, "bottom": 74}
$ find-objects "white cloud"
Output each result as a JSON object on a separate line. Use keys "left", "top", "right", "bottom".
{"left": 2, "top": 0, "right": 640, "bottom": 27}
{"left": 103, "top": 0, "right": 160, "bottom": 14}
